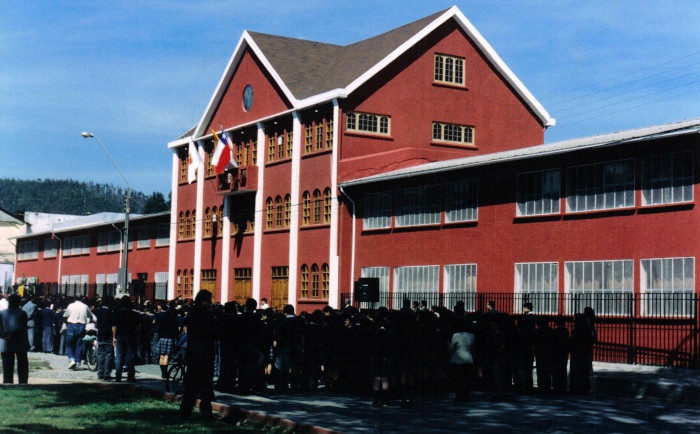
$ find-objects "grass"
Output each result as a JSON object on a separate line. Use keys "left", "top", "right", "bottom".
{"left": 0, "top": 385, "right": 294, "bottom": 433}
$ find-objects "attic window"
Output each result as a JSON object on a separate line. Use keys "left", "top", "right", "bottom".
{"left": 434, "top": 54, "right": 464, "bottom": 85}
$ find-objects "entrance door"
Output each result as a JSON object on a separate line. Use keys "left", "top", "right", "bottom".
{"left": 233, "top": 268, "right": 252, "bottom": 304}
{"left": 200, "top": 269, "right": 217, "bottom": 300}
{"left": 270, "top": 266, "right": 289, "bottom": 310}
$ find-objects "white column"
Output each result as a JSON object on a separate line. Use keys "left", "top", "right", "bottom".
{"left": 219, "top": 194, "right": 231, "bottom": 303}
{"left": 192, "top": 141, "right": 205, "bottom": 297}
{"left": 252, "top": 123, "right": 266, "bottom": 302}
{"left": 288, "top": 112, "right": 301, "bottom": 306}
{"left": 167, "top": 148, "right": 180, "bottom": 300}
{"left": 328, "top": 101, "right": 341, "bottom": 308}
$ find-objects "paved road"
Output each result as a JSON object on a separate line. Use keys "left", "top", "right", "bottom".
{"left": 11, "top": 352, "right": 700, "bottom": 433}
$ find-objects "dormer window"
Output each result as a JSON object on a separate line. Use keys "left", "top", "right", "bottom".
{"left": 434, "top": 54, "right": 464, "bottom": 85}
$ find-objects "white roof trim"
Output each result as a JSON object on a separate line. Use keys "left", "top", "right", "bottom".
{"left": 190, "top": 6, "right": 553, "bottom": 144}
{"left": 340, "top": 118, "right": 700, "bottom": 187}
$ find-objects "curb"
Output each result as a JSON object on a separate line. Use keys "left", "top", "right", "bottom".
{"left": 124, "top": 383, "right": 341, "bottom": 434}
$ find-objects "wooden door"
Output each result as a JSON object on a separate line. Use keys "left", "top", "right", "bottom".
{"left": 270, "top": 266, "right": 289, "bottom": 310}
{"left": 233, "top": 268, "right": 252, "bottom": 304}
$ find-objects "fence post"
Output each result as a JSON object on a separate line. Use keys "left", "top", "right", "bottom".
{"left": 627, "top": 293, "right": 636, "bottom": 365}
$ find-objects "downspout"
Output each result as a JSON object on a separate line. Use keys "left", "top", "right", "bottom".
{"left": 338, "top": 185, "right": 355, "bottom": 303}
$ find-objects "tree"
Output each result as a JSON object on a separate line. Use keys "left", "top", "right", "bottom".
{"left": 143, "top": 192, "right": 169, "bottom": 214}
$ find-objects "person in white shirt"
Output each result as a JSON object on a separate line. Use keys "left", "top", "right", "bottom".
{"left": 63, "top": 296, "right": 96, "bottom": 370}
{"left": 0, "top": 294, "right": 8, "bottom": 311}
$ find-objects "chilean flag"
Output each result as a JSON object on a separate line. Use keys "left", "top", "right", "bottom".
{"left": 210, "top": 129, "right": 238, "bottom": 174}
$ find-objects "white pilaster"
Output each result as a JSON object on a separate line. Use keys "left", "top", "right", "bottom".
{"left": 193, "top": 141, "right": 205, "bottom": 297}
{"left": 288, "top": 112, "right": 301, "bottom": 306}
{"left": 167, "top": 148, "right": 180, "bottom": 301}
{"left": 219, "top": 195, "right": 231, "bottom": 303}
{"left": 328, "top": 101, "right": 341, "bottom": 308}
{"left": 252, "top": 124, "right": 266, "bottom": 302}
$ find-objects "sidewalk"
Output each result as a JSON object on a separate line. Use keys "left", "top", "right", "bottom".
{"left": 13, "top": 352, "right": 700, "bottom": 433}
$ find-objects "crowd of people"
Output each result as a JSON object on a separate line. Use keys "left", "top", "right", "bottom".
{"left": 0, "top": 292, "right": 598, "bottom": 412}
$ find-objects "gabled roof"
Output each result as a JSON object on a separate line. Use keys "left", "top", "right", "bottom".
{"left": 192, "top": 6, "right": 553, "bottom": 139}
{"left": 340, "top": 117, "right": 700, "bottom": 187}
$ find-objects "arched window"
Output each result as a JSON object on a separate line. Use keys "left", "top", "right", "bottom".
{"left": 275, "top": 196, "right": 283, "bottom": 228}
{"left": 311, "top": 263, "right": 320, "bottom": 298}
{"left": 185, "top": 211, "right": 192, "bottom": 238}
{"left": 204, "top": 207, "right": 212, "bottom": 237}
{"left": 178, "top": 212, "right": 184, "bottom": 239}
{"left": 301, "top": 264, "right": 309, "bottom": 298}
{"left": 302, "top": 191, "right": 311, "bottom": 225}
{"left": 176, "top": 270, "right": 183, "bottom": 297}
{"left": 323, "top": 188, "right": 332, "bottom": 223}
{"left": 313, "top": 189, "right": 322, "bottom": 224}
{"left": 266, "top": 197, "right": 274, "bottom": 229}
{"left": 284, "top": 194, "right": 291, "bottom": 227}
{"left": 322, "top": 263, "right": 329, "bottom": 299}
{"left": 217, "top": 206, "right": 224, "bottom": 233}
{"left": 183, "top": 269, "right": 190, "bottom": 297}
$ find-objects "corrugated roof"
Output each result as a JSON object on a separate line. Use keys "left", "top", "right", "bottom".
{"left": 340, "top": 117, "right": 700, "bottom": 187}
{"left": 14, "top": 211, "right": 170, "bottom": 239}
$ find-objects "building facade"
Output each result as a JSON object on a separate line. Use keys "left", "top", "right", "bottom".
{"left": 13, "top": 212, "right": 170, "bottom": 299}
{"left": 167, "top": 6, "right": 553, "bottom": 310}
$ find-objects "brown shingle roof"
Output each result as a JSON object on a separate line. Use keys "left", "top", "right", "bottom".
{"left": 248, "top": 8, "right": 449, "bottom": 100}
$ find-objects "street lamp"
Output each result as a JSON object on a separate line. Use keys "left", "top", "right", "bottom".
{"left": 81, "top": 132, "right": 131, "bottom": 297}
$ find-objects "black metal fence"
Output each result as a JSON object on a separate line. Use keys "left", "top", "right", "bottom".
{"left": 341, "top": 291, "right": 700, "bottom": 369}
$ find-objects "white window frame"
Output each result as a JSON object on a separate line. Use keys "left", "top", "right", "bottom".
{"left": 515, "top": 262, "right": 559, "bottom": 314}
{"left": 445, "top": 179, "right": 478, "bottom": 223}
{"left": 565, "top": 259, "right": 634, "bottom": 316}
{"left": 363, "top": 191, "right": 392, "bottom": 230}
{"left": 18, "top": 240, "right": 39, "bottom": 260}
{"left": 360, "top": 266, "right": 390, "bottom": 308}
{"left": 393, "top": 265, "right": 439, "bottom": 294}
{"left": 107, "top": 230, "right": 121, "bottom": 252}
{"left": 138, "top": 226, "right": 151, "bottom": 249}
{"left": 640, "top": 257, "right": 695, "bottom": 317}
{"left": 97, "top": 232, "right": 107, "bottom": 253}
{"left": 434, "top": 54, "right": 465, "bottom": 85}
{"left": 155, "top": 223, "right": 170, "bottom": 246}
{"left": 444, "top": 264, "right": 477, "bottom": 312}
{"left": 44, "top": 238, "right": 58, "bottom": 259}
{"left": 566, "top": 159, "right": 635, "bottom": 213}
{"left": 517, "top": 169, "right": 561, "bottom": 216}
{"left": 395, "top": 185, "right": 441, "bottom": 227}
{"left": 346, "top": 112, "right": 390, "bottom": 136}
{"left": 642, "top": 151, "right": 693, "bottom": 206}
{"left": 432, "top": 122, "right": 474, "bottom": 146}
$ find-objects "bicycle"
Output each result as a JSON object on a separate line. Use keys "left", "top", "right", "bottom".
{"left": 165, "top": 333, "right": 187, "bottom": 395}
{"left": 82, "top": 329, "right": 98, "bottom": 372}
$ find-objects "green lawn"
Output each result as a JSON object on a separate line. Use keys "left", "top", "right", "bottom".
{"left": 0, "top": 385, "right": 291, "bottom": 433}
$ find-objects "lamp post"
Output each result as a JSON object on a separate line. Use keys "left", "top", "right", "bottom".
{"left": 81, "top": 132, "right": 131, "bottom": 297}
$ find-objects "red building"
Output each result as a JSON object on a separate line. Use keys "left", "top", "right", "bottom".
{"left": 14, "top": 212, "right": 170, "bottom": 299}
{"left": 168, "top": 6, "right": 553, "bottom": 310}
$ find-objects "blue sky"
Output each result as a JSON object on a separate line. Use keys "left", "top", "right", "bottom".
{"left": 1, "top": 1, "right": 698, "bottom": 197}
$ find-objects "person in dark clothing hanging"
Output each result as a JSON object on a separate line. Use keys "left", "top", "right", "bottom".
{"left": 180, "top": 290, "right": 218, "bottom": 420}
{"left": 112, "top": 295, "right": 140, "bottom": 382}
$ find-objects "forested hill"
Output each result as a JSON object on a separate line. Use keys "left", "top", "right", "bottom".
{"left": 0, "top": 178, "right": 169, "bottom": 216}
